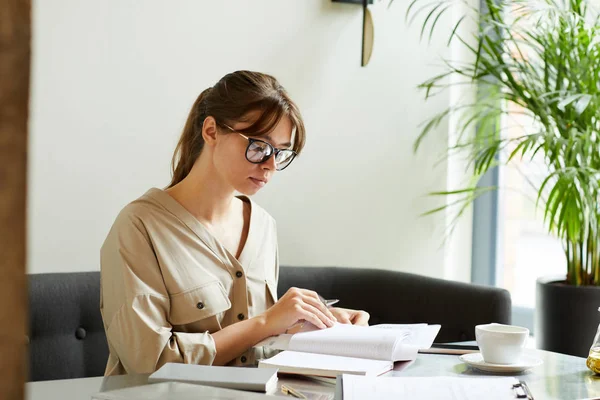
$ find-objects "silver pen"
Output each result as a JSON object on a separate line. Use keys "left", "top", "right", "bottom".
{"left": 318, "top": 294, "right": 339, "bottom": 308}
{"left": 513, "top": 381, "right": 534, "bottom": 399}
{"left": 519, "top": 380, "right": 534, "bottom": 400}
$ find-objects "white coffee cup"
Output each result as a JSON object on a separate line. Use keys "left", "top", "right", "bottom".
{"left": 475, "top": 323, "right": 529, "bottom": 364}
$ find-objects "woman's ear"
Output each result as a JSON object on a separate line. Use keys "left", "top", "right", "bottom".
{"left": 202, "top": 116, "right": 219, "bottom": 146}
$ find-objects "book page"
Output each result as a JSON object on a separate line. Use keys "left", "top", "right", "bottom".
{"left": 391, "top": 343, "right": 419, "bottom": 362}
{"left": 371, "top": 324, "right": 441, "bottom": 348}
{"left": 370, "top": 324, "right": 440, "bottom": 360}
{"left": 288, "top": 324, "right": 399, "bottom": 360}
{"left": 342, "top": 375, "right": 520, "bottom": 400}
{"left": 256, "top": 323, "right": 439, "bottom": 361}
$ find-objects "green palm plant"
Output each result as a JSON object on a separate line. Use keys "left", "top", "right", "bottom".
{"left": 408, "top": 0, "right": 600, "bottom": 285}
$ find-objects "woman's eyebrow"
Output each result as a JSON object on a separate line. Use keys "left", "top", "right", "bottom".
{"left": 264, "top": 135, "right": 292, "bottom": 148}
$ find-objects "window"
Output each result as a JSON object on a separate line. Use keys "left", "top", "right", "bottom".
{"left": 497, "top": 104, "right": 566, "bottom": 310}
{"left": 471, "top": 1, "right": 568, "bottom": 330}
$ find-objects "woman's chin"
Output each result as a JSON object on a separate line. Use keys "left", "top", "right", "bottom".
{"left": 236, "top": 184, "right": 261, "bottom": 197}
{"left": 236, "top": 178, "right": 267, "bottom": 196}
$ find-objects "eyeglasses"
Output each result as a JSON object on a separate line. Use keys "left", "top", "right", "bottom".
{"left": 220, "top": 123, "right": 297, "bottom": 171}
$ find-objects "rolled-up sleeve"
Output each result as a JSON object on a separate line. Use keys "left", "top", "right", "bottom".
{"left": 100, "top": 211, "right": 216, "bottom": 375}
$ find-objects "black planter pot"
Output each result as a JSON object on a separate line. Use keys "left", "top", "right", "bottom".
{"left": 535, "top": 276, "right": 600, "bottom": 357}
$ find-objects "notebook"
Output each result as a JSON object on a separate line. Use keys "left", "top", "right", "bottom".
{"left": 257, "top": 323, "right": 440, "bottom": 378}
{"left": 341, "top": 375, "right": 530, "bottom": 400}
{"left": 148, "top": 362, "right": 279, "bottom": 392}
{"left": 91, "top": 381, "right": 272, "bottom": 400}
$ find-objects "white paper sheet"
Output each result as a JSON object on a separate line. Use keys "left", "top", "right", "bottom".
{"left": 342, "top": 375, "right": 521, "bottom": 400}
{"left": 371, "top": 324, "right": 441, "bottom": 348}
{"left": 288, "top": 324, "right": 399, "bottom": 360}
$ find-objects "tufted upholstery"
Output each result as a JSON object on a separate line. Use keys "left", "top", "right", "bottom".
{"left": 28, "top": 266, "right": 511, "bottom": 381}
{"left": 277, "top": 267, "right": 511, "bottom": 344}
{"left": 28, "top": 272, "right": 108, "bottom": 381}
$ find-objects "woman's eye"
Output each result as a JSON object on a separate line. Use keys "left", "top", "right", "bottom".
{"left": 252, "top": 142, "right": 269, "bottom": 153}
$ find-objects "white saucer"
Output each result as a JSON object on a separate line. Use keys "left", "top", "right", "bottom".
{"left": 459, "top": 352, "right": 543, "bottom": 373}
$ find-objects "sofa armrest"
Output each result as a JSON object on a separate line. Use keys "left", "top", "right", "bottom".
{"left": 278, "top": 266, "right": 511, "bottom": 343}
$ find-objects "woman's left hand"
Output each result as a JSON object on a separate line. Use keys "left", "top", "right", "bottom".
{"left": 329, "top": 307, "right": 370, "bottom": 326}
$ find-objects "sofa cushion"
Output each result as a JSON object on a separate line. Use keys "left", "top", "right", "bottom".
{"left": 28, "top": 272, "right": 108, "bottom": 381}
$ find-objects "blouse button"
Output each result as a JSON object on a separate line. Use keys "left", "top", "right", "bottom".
{"left": 236, "top": 271, "right": 243, "bottom": 278}
{"left": 241, "top": 356, "right": 247, "bottom": 363}
{"left": 196, "top": 302, "right": 205, "bottom": 310}
{"left": 238, "top": 313, "right": 245, "bottom": 320}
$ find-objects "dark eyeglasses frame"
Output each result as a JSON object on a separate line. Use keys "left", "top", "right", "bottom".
{"left": 220, "top": 123, "right": 297, "bottom": 171}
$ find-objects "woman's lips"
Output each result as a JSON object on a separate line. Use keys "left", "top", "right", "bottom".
{"left": 249, "top": 177, "right": 267, "bottom": 187}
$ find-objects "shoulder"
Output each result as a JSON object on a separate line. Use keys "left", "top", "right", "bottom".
{"left": 106, "top": 189, "right": 168, "bottom": 241}
{"left": 115, "top": 191, "right": 156, "bottom": 225}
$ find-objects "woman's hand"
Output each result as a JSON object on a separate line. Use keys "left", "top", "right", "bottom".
{"left": 263, "top": 287, "right": 337, "bottom": 336}
{"left": 329, "top": 307, "right": 370, "bottom": 326}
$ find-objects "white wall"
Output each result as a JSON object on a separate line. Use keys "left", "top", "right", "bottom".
{"left": 28, "top": 0, "right": 472, "bottom": 279}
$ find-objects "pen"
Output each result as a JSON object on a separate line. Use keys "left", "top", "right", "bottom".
{"left": 512, "top": 381, "right": 534, "bottom": 399}
{"left": 324, "top": 299, "right": 339, "bottom": 307}
{"left": 281, "top": 383, "right": 308, "bottom": 399}
{"left": 318, "top": 294, "right": 339, "bottom": 308}
{"left": 519, "top": 380, "right": 534, "bottom": 400}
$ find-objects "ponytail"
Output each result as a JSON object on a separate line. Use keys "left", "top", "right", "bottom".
{"left": 168, "top": 88, "right": 211, "bottom": 188}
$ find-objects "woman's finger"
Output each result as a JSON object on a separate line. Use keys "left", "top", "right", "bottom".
{"left": 338, "top": 314, "right": 352, "bottom": 324}
{"left": 300, "top": 302, "right": 335, "bottom": 328}
{"left": 297, "top": 307, "right": 328, "bottom": 329}
{"left": 299, "top": 291, "right": 337, "bottom": 322}
{"left": 351, "top": 311, "right": 370, "bottom": 326}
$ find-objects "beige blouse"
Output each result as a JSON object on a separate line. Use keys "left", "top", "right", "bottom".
{"left": 100, "top": 188, "right": 280, "bottom": 375}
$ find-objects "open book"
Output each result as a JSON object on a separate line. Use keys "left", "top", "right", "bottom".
{"left": 257, "top": 323, "right": 440, "bottom": 378}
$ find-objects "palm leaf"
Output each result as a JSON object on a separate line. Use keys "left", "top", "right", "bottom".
{"left": 408, "top": 0, "right": 600, "bottom": 285}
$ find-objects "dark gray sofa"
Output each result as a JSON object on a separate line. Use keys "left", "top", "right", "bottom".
{"left": 28, "top": 266, "right": 511, "bottom": 381}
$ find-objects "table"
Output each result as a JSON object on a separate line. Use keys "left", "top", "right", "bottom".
{"left": 26, "top": 349, "right": 600, "bottom": 400}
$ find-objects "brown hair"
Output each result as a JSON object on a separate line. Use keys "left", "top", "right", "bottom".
{"left": 168, "top": 70, "right": 306, "bottom": 188}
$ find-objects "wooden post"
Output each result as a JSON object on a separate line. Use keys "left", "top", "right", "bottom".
{"left": 0, "top": 0, "right": 31, "bottom": 397}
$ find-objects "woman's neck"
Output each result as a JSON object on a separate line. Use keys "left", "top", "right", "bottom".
{"left": 165, "top": 159, "right": 238, "bottom": 225}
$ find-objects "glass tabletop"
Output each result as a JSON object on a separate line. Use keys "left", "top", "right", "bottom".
{"left": 26, "top": 348, "right": 600, "bottom": 400}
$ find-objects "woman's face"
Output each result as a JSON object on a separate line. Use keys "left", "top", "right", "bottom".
{"left": 212, "top": 114, "right": 294, "bottom": 196}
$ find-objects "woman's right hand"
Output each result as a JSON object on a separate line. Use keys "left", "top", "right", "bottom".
{"left": 262, "top": 287, "right": 337, "bottom": 336}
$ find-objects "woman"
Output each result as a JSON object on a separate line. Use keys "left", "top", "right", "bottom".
{"left": 100, "top": 70, "right": 369, "bottom": 376}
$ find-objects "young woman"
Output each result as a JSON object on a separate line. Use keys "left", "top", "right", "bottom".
{"left": 100, "top": 71, "right": 369, "bottom": 376}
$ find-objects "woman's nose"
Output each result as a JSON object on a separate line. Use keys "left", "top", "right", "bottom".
{"left": 262, "top": 154, "right": 277, "bottom": 171}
